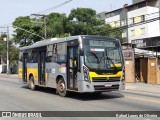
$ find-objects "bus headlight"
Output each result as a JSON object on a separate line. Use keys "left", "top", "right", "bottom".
{"left": 83, "top": 66, "right": 90, "bottom": 81}
{"left": 122, "top": 68, "right": 125, "bottom": 80}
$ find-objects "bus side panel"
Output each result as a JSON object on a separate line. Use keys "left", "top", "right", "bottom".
{"left": 18, "top": 62, "right": 23, "bottom": 80}
{"left": 26, "top": 63, "right": 38, "bottom": 84}
{"left": 45, "top": 63, "right": 67, "bottom": 89}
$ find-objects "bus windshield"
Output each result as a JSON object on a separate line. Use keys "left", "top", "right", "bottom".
{"left": 83, "top": 37, "right": 123, "bottom": 70}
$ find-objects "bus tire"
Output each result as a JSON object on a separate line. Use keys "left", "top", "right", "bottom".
{"left": 57, "top": 78, "right": 68, "bottom": 97}
{"left": 94, "top": 92, "right": 102, "bottom": 95}
{"left": 29, "top": 76, "right": 36, "bottom": 90}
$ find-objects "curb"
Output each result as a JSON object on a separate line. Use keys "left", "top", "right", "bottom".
{"left": 125, "top": 89, "right": 160, "bottom": 95}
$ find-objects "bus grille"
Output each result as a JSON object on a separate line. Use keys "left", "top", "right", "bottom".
{"left": 94, "top": 85, "right": 119, "bottom": 91}
{"left": 92, "top": 77, "right": 120, "bottom": 82}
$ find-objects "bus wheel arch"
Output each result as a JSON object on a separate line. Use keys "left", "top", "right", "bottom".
{"left": 56, "top": 76, "right": 68, "bottom": 97}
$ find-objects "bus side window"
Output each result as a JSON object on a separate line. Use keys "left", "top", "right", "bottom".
{"left": 19, "top": 51, "right": 23, "bottom": 62}
{"left": 57, "top": 43, "right": 67, "bottom": 63}
{"left": 27, "top": 49, "right": 38, "bottom": 63}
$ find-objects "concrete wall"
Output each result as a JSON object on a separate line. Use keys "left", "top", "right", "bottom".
{"left": 147, "top": 7, "right": 160, "bottom": 37}
{"left": 0, "top": 64, "right": 6, "bottom": 73}
{"left": 128, "top": 7, "right": 148, "bottom": 42}
{"left": 105, "top": 15, "right": 120, "bottom": 27}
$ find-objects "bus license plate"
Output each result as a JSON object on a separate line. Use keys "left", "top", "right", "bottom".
{"left": 105, "top": 83, "right": 112, "bottom": 87}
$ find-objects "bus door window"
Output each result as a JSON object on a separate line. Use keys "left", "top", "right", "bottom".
{"left": 67, "top": 45, "right": 78, "bottom": 90}
{"left": 38, "top": 50, "right": 46, "bottom": 85}
{"left": 22, "top": 53, "right": 28, "bottom": 83}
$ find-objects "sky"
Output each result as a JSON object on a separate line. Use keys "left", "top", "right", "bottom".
{"left": 0, "top": 0, "right": 132, "bottom": 27}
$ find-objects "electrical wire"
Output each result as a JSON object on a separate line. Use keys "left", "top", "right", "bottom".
{"left": 36, "top": 0, "right": 73, "bottom": 15}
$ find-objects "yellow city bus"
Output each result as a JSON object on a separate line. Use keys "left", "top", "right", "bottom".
{"left": 18, "top": 35, "right": 125, "bottom": 97}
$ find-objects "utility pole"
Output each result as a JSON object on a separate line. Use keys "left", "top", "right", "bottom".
{"left": 6, "top": 26, "right": 9, "bottom": 75}
{"left": 0, "top": 26, "right": 10, "bottom": 75}
{"left": 44, "top": 16, "right": 47, "bottom": 39}
{"left": 31, "top": 14, "right": 47, "bottom": 39}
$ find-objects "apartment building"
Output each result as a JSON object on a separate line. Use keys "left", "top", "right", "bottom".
{"left": 101, "top": 0, "right": 159, "bottom": 44}
{"left": 98, "top": 0, "right": 160, "bottom": 84}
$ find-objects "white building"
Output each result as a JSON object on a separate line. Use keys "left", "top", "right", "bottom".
{"left": 102, "top": 0, "right": 159, "bottom": 44}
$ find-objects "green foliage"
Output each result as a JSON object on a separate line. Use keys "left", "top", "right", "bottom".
{"left": 69, "top": 8, "right": 96, "bottom": 23}
{"left": 0, "top": 41, "right": 5, "bottom": 55}
{"left": 12, "top": 8, "right": 123, "bottom": 46}
{"left": 13, "top": 16, "right": 43, "bottom": 47}
{"left": 0, "top": 34, "right": 7, "bottom": 41}
{"left": 9, "top": 46, "right": 19, "bottom": 65}
{"left": 46, "top": 13, "right": 68, "bottom": 38}
{"left": 68, "top": 8, "right": 104, "bottom": 35}
{"left": 0, "top": 34, "right": 19, "bottom": 65}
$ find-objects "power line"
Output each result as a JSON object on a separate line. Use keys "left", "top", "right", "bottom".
{"left": 0, "top": 0, "right": 73, "bottom": 27}
{"left": 36, "top": 0, "right": 73, "bottom": 15}
{"left": 12, "top": 25, "right": 45, "bottom": 40}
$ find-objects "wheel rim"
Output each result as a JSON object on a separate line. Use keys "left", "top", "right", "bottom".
{"left": 30, "top": 77, "right": 35, "bottom": 90}
{"left": 59, "top": 82, "right": 65, "bottom": 92}
{"left": 31, "top": 80, "right": 34, "bottom": 89}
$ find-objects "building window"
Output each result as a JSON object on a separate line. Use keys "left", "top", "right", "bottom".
{"left": 133, "top": 15, "right": 145, "bottom": 24}
{"left": 131, "top": 30, "right": 135, "bottom": 36}
{"left": 140, "top": 15, "right": 145, "bottom": 22}
{"left": 129, "top": 18, "right": 134, "bottom": 25}
{"left": 140, "top": 28, "right": 145, "bottom": 35}
{"left": 133, "top": 16, "right": 140, "bottom": 23}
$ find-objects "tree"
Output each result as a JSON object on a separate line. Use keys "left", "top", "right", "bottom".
{"left": 0, "top": 34, "right": 19, "bottom": 66}
{"left": 68, "top": 8, "right": 100, "bottom": 35}
{"left": 0, "top": 41, "right": 5, "bottom": 55}
{"left": 1, "top": 44, "right": 19, "bottom": 65}
{"left": 0, "top": 34, "right": 7, "bottom": 62}
{"left": 12, "top": 8, "right": 123, "bottom": 46}
{"left": 12, "top": 16, "right": 43, "bottom": 47}
{"left": 67, "top": 7, "right": 122, "bottom": 39}
{"left": 46, "top": 13, "right": 69, "bottom": 38}
{"left": 0, "top": 34, "right": 7, "bottom": 41}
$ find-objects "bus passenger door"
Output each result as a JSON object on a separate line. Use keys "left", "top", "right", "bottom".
{"left": 38, "top": 50, "right": 46, "bottom": 85}
{"left": 67, "top": 45, "right": 78, "bottom": 90}
{"left": 22, "top": 53, "right": 27, "bottom": 83}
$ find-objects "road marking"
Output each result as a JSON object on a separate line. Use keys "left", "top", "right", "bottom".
{"left": 125, "top": 95, "right": 160, "bottom": 103}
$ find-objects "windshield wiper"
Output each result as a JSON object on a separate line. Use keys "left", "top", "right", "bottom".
{"left": 87, "top": 51, "right": 100, "bottom": 63}
{"left": 99, "top": 56, "right": 117, "bottom": 69}
{"left": 86, "top": 51, "right": 102, "bottom": 70}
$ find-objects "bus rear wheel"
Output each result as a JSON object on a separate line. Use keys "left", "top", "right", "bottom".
{"left": 29, "top": 76, "right": 36, "bottom": 90}
{"left": 57, "top": 78, "right": 68, "bottom": 97}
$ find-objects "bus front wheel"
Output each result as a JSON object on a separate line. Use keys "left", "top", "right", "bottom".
{"left": 57, "top": 78, "right": 68, "bottom": 97}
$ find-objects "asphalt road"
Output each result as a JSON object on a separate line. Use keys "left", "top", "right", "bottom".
{"left": 0, "top": 77, "right": 160, "bottom": 120}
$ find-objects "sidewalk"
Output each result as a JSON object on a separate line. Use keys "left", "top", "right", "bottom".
{"left": 0, "top": 73, "right": 18, "bottom": 79}
{"left": 125, "top": 82, "right": 160, "bottom": 94}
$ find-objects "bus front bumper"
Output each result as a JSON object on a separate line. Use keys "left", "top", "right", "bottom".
{"left": 78, "top": 80, "right": 125, "bottom": 93}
